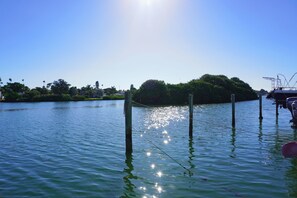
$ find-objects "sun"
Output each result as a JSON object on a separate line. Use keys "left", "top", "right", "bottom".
{"left": 141, "top": 0, "right": 153, "bottom": 7}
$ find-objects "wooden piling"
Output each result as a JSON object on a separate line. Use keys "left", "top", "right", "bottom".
{"left": 259, "top": 94, "right": 263, "bottom": 120}
{"left": 231, "top": 94, "right": 235, "bottom": 128}
{"left": 189, "top": 94, "right": 193, "bottom": 138}
{"left": 276, "top": 102, "right": 279, "bottom": 117}
{"left": 125, "top": 91, "right": 132, "bottom": 153}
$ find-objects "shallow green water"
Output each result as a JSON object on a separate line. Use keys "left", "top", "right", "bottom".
{"left": 0, "top": 99, "right": 297, "bottom": 197}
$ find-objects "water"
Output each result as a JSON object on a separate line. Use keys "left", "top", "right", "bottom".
{"left": 0, "top": 99, "right": 297, "bottom": 197}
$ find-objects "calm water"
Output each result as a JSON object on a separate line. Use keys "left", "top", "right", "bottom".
{"left": 0, "top": 99, "right": 297, "bottom": 197}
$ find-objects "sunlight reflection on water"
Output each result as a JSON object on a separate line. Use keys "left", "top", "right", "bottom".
{"left": 133, "top": 107, "right": 190, "bottom": 198}
{"left": 130, "top": 99, "right": 297, "bottom": 197}
{"left": 2, "top": 100, "right": 297, "bottom": 197}
{"left": 156, "top": 171, "right": 162, "bottom": 177}
{"left": 145, "top": 107, "right": 186, "bottom": 130}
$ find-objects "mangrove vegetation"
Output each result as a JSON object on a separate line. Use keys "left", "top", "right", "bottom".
{"left": 133, "top": 74, "right": 258, "bottom": 105}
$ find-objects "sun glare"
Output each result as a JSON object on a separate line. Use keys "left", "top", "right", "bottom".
{"left": 145, "top": 0, "right": 151, "bottom": 6}
{"left": 141, "top": 0, "right": 152, "bottom": 6}
{"left": 140, "top": 0, "right": 159, "bottom": 7}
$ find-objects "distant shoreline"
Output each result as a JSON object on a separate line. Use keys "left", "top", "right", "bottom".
{"left": 0, "top": 95, "right": 124, "bottom": 103}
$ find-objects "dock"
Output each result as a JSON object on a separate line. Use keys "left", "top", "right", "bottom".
{"left": 264, "top": 73, "right": 297, "bottom": 126}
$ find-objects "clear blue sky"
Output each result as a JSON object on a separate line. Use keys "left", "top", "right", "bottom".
{"left": 1, "top": 0, "right": 297, "bottom": 90}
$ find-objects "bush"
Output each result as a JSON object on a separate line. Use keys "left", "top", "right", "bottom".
{"left": 103, "top": 95, "right": 124, "bottom": 100}
{"left": 72, "top": 95, "right": 86, "bottom": 101}
{"left": 133, "top": 75, "right": 258, "bottom": 105}
{"left": 133, "top": 80, "right": 169, "bottom": 105}
{"left": 32, "top": 94, "right": 72, "bottom": 102}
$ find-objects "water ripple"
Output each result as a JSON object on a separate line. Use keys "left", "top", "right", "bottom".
{"left": 0, "top": 100, "right": 297, "bottom": 197}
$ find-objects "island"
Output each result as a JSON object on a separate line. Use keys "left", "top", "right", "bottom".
{"left": 132, "top": 74, "right": 258, "bottom": 105}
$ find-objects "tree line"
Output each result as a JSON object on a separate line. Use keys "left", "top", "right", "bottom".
{"left": 0, "top": 74, "right": 258, "bottom": 104}
{"left": 132, "top": 74, "right": 258, "bottom": 105}
{"left": 0, "top": 78, "right": 123, "bottom": 102}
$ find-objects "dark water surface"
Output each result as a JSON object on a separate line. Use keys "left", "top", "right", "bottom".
{"left": 0, "top": 99, "right": 297, "bottom": 197}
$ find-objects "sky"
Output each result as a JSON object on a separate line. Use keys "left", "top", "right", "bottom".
{"left": 0, "top": 0, "right": 297, "bottom": 91}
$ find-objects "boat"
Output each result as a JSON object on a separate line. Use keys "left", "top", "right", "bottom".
{"left": 264, "top": 73, "right": 297, "bottom": 126}
{"left": 286, "top": 97, "right": 297, "bottom": 112}
{"left": 285, "top": 97, "right": 297, "bottom": 126}
{"left": 265, "top": 73, "right": 297, "bottom": 108}
{"left": 292, "top": 100, "right": 297, "bottom": 126}
{"left": 267, "top": 89, "right": 297, "bottom": 108}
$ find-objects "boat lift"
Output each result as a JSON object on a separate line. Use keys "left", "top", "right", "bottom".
{"left": 263, "top": 73, "right": 297, "bottom": 127}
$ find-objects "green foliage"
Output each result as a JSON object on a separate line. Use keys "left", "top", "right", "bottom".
{"left": 32, "top": 94, "right": 72, "bottom": 102}
{"left": 4, "top": 91, "right": 20, "bottom": 102}
{"left": 133, "top": 80, "right": 169, "bottom": 105}
{"left": 133, "top": 75, "right": 258, "bottom": 105}
{"left": 80, "top": 85, "right": 93, "bottom": 98}
{"left": 51, "top": 79, "right": 70, "bottom": 95}
{"left": 72, "top": 95, "right": 86, "bottom": 101}
{"left": 69, "top": 86, "right": 78, "bottom": 96}
{"left": 34, "top": 87, "right": 48, "bottom": 95}
{"left": 2, "top": 82, "right": 30, "bottom": 102}
{"left": 3, "top": 82, "right": 29, "bottom": 93}
{"left": 93, "top": 89, "right": 103, "bottom": 98}
{"left": 25, "top": 89, "right": 41, "bottom": 100}
{"left": 166, "top": 83, "right": 187, "bottom": 104}
{"left": 0, "top": 78, "right": 105, "bottom": 102}
{"left": 104, "top": 86, "right": 117, "bottom": 95}
{"left": 102, "top": 95, "right": 124, "bottom": 100}
{"left": 79, "top": 85, "right": 103, "bottom": 98}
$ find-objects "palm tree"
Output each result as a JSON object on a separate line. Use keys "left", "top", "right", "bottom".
{"left": 46, "top": 83, "right": 52, "bottom": 89}
{"left": 95, "top": 81, "right": 99, "bottom": 89}
{"left": 43, "top": 80, "right": 45, "bottom": 88}
{"left": 9, "top": 78, "right": 12, "bottom": 82}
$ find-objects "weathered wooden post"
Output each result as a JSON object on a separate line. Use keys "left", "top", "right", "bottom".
{"left": 124, "top": 91, "right": 132, "bottom": 153}
{"left": 276, "top": 101, "right": 279, "bottom": 117}
{"left": 259, "top": 94, "right": 263, "bottom": 120}
{"left": 231, "top": 94, "right": 235, "bottom": 128}
{"left": 189, "top": 94, "right": 193, "bottom": 138}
